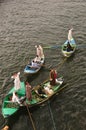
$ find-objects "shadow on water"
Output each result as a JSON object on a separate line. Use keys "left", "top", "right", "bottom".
{"left": 6, "top": 106, "right": 40, "bottom": 130}
{"left": 0, "top": 0, "right": 4, "bottom": 4}
{"left": 66, "top": 53, "right": 76, "bottom": 63}
{"left": 24, "top": 72, "right": 41, "bottom": 83}
{"left": 24, "top": 66, "right": 49, "bottom": 83}
{"left": 0, "top": 114, "right": 7, "bottom": 130}
{"left": 6, "top": 99, "right": 57, "bottom": 130}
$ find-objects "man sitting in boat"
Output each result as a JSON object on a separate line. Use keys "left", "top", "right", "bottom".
{"left": 66, "top": 41, "right": 73, "bottom": 52}
{"left": 44, "top": 84, "right": 54, "bottom": 95}
{"left": 36, "top": 86, "right": 46, "bottom": 97}
{"left": 35, "top": 84, "right": 53, "bottom": 97}
{"left": 29, "top": 60, "right": 40, "bottom": 69}
{"left": 34, "top": 55, "right": 41, "bottom": 63}
{"left": 11, "top": 92, "right": 25, "bottom": 105}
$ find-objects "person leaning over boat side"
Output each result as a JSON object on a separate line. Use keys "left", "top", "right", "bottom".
{"left": 25, "top": 82, "right": 32, "bottom": 101}
{"left": 11, "top": 72, "right": 21, "bottom": 90}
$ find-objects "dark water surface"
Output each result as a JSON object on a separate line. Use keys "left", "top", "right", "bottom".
{"left": 0, "top": 0, "right": 86, "bottom": 130}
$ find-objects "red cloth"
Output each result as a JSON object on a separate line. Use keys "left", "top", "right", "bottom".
{"left": 26, "top": 82, "right": 32, "bottom": 101}
{"left": 50, "top": 70, "right": 57, "bottom": 86}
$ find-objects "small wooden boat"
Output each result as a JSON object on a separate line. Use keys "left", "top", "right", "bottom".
{"left": 24, "top": 55, "right": 45, "bottom": 74}
{"left": 2, "top": 82, "right": 26, "bottom": 118}
{"left": 25, "top": 77, "right": 64, "bottom": 107}
{"left": 62, "top": 38, "right": 76, "bottom": 57}
{"left": 2, "top": 77, "right": 64, "bottom": 118}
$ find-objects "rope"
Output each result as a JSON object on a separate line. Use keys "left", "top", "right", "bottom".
{"left": 25, "top": 103, "right": 37, "bottom": 130}
{"left": 54, "top": 57, "right": 67, "bottom": 71}
{"left": 48, "top": 101, "right": 57, "bottom": 130}
{"left": 45, "top": 57, "right": 67, "bottom": 130}
{"left": 42, "top": 57, "right": 67, "bottom": 84}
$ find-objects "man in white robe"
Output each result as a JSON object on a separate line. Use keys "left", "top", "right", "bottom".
{"left": 11, "top": 72, "right": 21, "bottom": 90}
{"left": 68, "top": 28, "right": 73, "bottom": 42}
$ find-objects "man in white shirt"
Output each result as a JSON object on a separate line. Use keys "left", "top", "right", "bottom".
{"left": 11, "top": 72, "right": 21, "bottom": 90}
{"left": 68, "top": 28, "right": 73, "bottom": 42}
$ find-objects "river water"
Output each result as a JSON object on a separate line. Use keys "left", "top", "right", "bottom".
{"left": 0, "top": 0, "right": 86, "bottom": 130}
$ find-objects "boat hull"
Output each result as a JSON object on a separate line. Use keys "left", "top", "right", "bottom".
{"left": 24, "top": 55, "right": 45, "bottom": 74}
{"left": 2, "top": 77, "right": 64, "bottom": 118}
{"left": 25, "top": 77, "right": 64, "bottom": 108}
{"left": 2, "top": 82, "right": 25, "bottom": 118}
{"left": 62, "top": 38, "right": 76, "bottom": 57}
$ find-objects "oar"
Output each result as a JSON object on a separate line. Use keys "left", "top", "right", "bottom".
{"left": 43, "top": 44, "right": 61, "bottom": 49}
{"left": 24, "top": 103, "right": 36, "bottom": 130}
{"left": 48, "top": 100, "right": 57, "bottom": 130}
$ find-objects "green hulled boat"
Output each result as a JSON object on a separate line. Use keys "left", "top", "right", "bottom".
{"left": 2, "top": 77, "right": 64, "bottom": 118}
{"left": 25, "top": 77, "right": 64, "bottom": 107}
{"left": 2, "top": 82, "right": 26, "bottom": 118}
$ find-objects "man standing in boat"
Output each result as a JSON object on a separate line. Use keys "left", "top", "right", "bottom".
{"left": 50, "top": 69, "right": 57, "bottom": 86}
{"left": 35, "top": 45, "right": 44, "bottom": 60}
{"left": 68, "top": 28, "right": 73, "bottom": 41}
{"left": 67, "top": 28, "right": 73, "bottom": 51}
{"left": 25, "top": 82, "right": 32, "bottom": 101}
{"left": 11, "top": 72, "right": 21, "bottom": 90}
